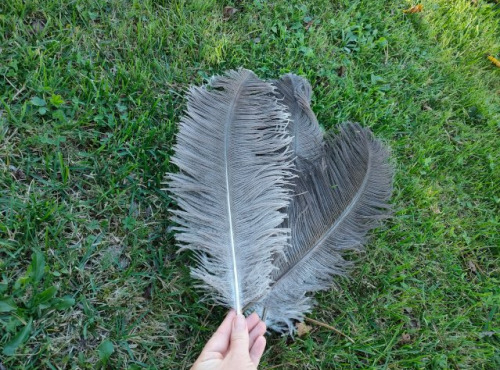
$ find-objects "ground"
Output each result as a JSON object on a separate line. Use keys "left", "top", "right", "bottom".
{"left": 0, "top": 0, "right": 499, "bottom": 368}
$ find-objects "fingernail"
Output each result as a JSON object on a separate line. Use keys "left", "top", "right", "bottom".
{"left": 234, "top": 314, "right": 246, "bottom": 331}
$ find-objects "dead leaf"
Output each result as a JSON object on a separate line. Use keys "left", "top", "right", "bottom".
{"left": 400, "top": 333, "right": 411, "bottom": 344}
{"left": 467, "top": 260, "right": 477, "bottom": 274}
{"left": 421, "top": 102, "right": 433, "bottom": 111}
{"left": 9, "top": 165, "right": 26, "bottom": 181}
{"left": 143, "top": 283, "right": 153, "bottom": 300}
{"left": 337, "top": 66, "right": 346, "bottom": 77}
{"left": 296, "top": 322, "right": 312, "bottom": 337}
{"left": 403, "top": 4, "right": 423, "bottom": 14}
{"left": 304, "top": 20, "right": 314, "bottom": 31}
{"left": 223, "top": 6, "right": 238, "bottom": 20}
{"left": 487, "top": 55, "right": 500, "bottom": 68}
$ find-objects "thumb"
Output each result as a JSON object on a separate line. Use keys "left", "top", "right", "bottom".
{"left": 230, "top": 314, "right": 249, "bottom": 355}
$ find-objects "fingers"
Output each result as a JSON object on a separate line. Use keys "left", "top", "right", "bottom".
{"left": 229, "top": 314, "right": 249, "bottom": 356}
{"left": 249, "top": 335, "right": 266, "bottom": 367}
{"left": 200, "top": 310, "right": 267, "bottom": 365}
{"left": 201, "top": 310, "right": 236, "bottom": 355}
{"left": 249, "top": 320, "right": 266, "bottom": 349}
{"left": 246, "top": 312, "right": 261, "bottom": 333}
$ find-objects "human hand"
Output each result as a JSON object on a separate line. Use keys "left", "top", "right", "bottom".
{"left": 191, "top": 310, "right": 267, "bottom": 370}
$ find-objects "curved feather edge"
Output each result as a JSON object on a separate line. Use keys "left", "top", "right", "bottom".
{"left": 168, "top": 69, "right": 294, "bottom": 313}
{"left": 271, "top": 74, "right": 324, "bottom": 167}
{"left": 251, "top": 123, "right": 394, "bottom": 333}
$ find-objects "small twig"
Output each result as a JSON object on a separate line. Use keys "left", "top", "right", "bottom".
{"left": 304, "top": 317, "right": 355, "bottom": 343}
{"left": 5, "top": 77, "right": 26, "bottom": 101}
{"left": 267, "top": 363, "right": 295, "bottom": 369}
{"left": 12, "top": 84, "right": 26, "bottom": 101}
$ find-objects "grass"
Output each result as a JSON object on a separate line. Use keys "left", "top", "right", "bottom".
{"left": 1, "top": 0, "right": 499, "bottom": 368}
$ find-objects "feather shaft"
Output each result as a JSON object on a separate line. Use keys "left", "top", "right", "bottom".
{"left": 223, "top": 75, "right": 244, "bottom": 313}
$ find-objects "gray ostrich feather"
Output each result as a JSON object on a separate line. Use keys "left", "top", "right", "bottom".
{"left": 251, "top": 123, "right": 393, "bottom": 334}
{"left": 168, "top": 69, "right": 294, "bottom": 314}
{"left": 168, "top": 68, "right": 393, "bottom": 334}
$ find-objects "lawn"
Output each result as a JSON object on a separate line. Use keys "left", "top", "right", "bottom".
{"left": 1, "top": 0, "right": 499, "bottom": 368}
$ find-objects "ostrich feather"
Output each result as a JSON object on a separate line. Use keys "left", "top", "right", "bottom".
{"left": 252, "top": 123, "right": 394, "bottom": 333}
{"left": 272, "top": 74, "right": 324, "bottom": 167}
{"left": 168, "top": 69, "right": 294, "bottom": 314}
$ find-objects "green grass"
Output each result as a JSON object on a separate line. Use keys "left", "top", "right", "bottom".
{"left": 1, "top": 0, "right": 499, "bottom": 368}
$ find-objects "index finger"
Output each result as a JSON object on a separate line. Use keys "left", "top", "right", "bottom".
{"left": 201, "top": 310, "right": 236, "bottom": 355}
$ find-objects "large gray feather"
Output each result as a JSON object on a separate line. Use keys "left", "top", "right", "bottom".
{"left": 272, "top": 74, "right": 324, "bottom": 167}
{"left": 252, "top": 123, "right": 394, "bottom": 333}
{"left": 268, "top": 74, "right": 327, "bottom": 272}
{"left": 168, "top": 69, "right": 294, "bottom": 313}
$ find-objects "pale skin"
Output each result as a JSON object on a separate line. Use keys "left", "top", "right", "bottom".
{"left": 191, "top": 310, "right": 267, "bottom": 370}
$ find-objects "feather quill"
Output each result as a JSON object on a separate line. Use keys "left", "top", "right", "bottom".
{"left": 168, "top": 69, "right": 294, "bottom": 314}
{"left": 252, "top": 123, "right": 394, "bottom": 333}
